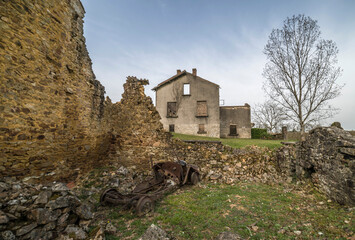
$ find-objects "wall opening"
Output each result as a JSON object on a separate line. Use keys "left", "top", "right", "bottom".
{"left": 229, "top": 124, "right": 237, "bottom": 136}
{"left": 198, "top": 124, "right": 206, "bottom": 134}
{"left": 183, "top": 83, "right": 190, "bottom": 95}
{"left": 169, "top": 124, "right": 175, "bottom": 132}
{"left": 305, "top": 165, "right": 315, "bottom": 179}
{"left": 167, "top": 102, "right": 177, "bottom": 117}
{"left": 196, "top": 101, "right": 208, "bottom": 117}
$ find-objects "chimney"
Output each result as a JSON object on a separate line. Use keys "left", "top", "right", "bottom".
{"left": 177, "top": 69, "right": 181, "bottom": 74}
{"left": 192, "top": 68, "right": 197, "bottom": 76}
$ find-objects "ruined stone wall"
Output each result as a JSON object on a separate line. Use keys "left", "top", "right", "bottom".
{"left": 296, "top": 127, "right": 355, "bottom": 205}
{"left": 0, "top": 0, "right": 108, "bottom": 179}
{"left": 102, "top": 77, "right": 171, "bottom": 170}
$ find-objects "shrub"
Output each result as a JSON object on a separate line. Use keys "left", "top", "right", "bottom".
{"left": 251, "top": 128, "right": 268, "bottom": 139}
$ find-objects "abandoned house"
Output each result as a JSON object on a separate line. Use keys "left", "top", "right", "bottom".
{"left": 153, "top": 69, "right": 251, "bottom": 138}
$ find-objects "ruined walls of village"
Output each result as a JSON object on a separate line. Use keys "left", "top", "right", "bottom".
{"left": 0, "top": 0, "right": 109, "bottom": 178}
{"left": 295, "top": 127, "right": 355, "bottom": 205}
{"left": 0, "top": 0, "right": 173, "bottom": 179}
{"left": 102, "top": 77, "right": 171, "bottom": 170}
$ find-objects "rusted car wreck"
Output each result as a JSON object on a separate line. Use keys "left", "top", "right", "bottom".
{"left": 100, "top": 161, "right": 200, "bottom": 215}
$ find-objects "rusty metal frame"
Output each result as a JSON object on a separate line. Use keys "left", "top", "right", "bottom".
{"left": 100, "top": 161, "right": 200, "bottom": 215}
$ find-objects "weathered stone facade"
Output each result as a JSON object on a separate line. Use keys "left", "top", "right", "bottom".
{"left": 295, "top": 127, "right": 355, "bottom": 205}
{"left": 153, "top": 69, "right": 251, "bottom": 139}
{"left": 154, "top": 69, "right": 221, "bottom": 138}
{"left": 220, "top": 105, "right": 251, "bottom": 138}
{"left": 0, "top": 0, "right": 168, "bottom": 180}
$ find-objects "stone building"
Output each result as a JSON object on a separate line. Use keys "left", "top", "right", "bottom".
{"left": 153, "top": 69, "right": 251, "bottom": 138}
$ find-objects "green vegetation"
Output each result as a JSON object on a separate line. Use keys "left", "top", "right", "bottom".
{"left": 172, "top": 133, "right": 283, "bottom": 149}
{"left": 251, "top": 128, "right": 269, "bottom": 139}
{"left": 104, "top": 183, "right": 354, "bottom": 239}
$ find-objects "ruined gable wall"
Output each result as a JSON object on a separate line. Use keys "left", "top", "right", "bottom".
{"left": 0, "top": 0, "right": 109, "bottom": 179}
{"left": 103, "top": 77, "right": 171, "bottom": 170}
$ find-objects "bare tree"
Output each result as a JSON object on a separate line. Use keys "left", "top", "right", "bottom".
{"left": 263, "top": 14, "right": 343, "bottom": 133}
{"left": 253, "top": 101, "right": 287, "bottom": 133}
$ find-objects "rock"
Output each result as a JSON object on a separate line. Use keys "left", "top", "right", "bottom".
{"left": 65, "top": 87, "right": 74, "bottom": 94}
{"left": 24, "top": 228, "right": 43, "bottom": 240}
{"left": 0, "top": 182, "right": 10, "bottom": 192}
{"left": 42, "top": 231, "right": 54, "bottom": 240}
{"left": 79, "top": 220, "right": 91, "bottom": 232}
{"left": 294, "top": 230, "right": 301, "bottom": 235}
{"left": 65, "top": 225, "right": 87, "bottom": 240}
{"left": 16, "top": 222, "right": 37, "bottom": 236}
{"left": 91, "top": 226, "right": 105, "bottom": 240}
{"left": 43, "top": 222, "right": 56, "bottom": 231}
{"left": 67, "top": 195, "right": 81, "bottom": 210}
{"left": 215, "top": 232, "right": 244, "bottom": 240}
{"left": 31, "top": 208, "right": 61, "bottom": 224}
{"left": 1, "top": 230, "right": 16, "bottom": 240}
{"left": 139, "top": 224, "right": 170, "bottom": 240}
{"left": 8, "top": 199, "right": 19, "bottom": 205}
{"left": 46, "top": 196, "right": 69, "bottom": 209}
{"left": 105, "top": 222, "right": 117, "bottom": 234}
{"left": 12, "top": 184, "right": 21, "bottom": 190}
{"left": 0, "top": 212, "right": 9, "bottom": 224}
{"left": 117, "top": 166, "right": 128, "bottom": 176}
{"left": 52, "top": 183, "right": 69, "bottom": 192}
{"left": 66, "top": 182, "right": 76, "bottom": 189}
{"left": 34, "top": 190, "right": 52, "bottom": 205}
{"left": 210, "top": 174, "right": 222, "bottom": 180}
{"left": 57, "top": 213, "right": 69, "bottom": 229}
{"left": 75, "top": 203, "right": 93, "bottom": 220}
{"left": 153, "top": 141, "right": 160, "bottom": 147}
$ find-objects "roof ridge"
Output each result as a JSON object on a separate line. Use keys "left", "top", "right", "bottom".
{"left": 152, "top": 70, "right": 219, "bottom": 91}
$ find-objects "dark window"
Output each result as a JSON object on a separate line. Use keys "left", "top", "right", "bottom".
{"left": 229, "top": 125, "right": 237, "bottom": 136}
{"left": 198, "top": 124, "right": 206, "bottom": 134}
{"left": 183, "top": 83, "right": 190, "bottom": 95}
{"left": 196, "top": 101, "right": 208, "bottom": 117}
{"left": 169, "top": 124, "right": 175, "bottom": 132}
{"left": 167, "top": 102, "right": 177, "bottom": 117}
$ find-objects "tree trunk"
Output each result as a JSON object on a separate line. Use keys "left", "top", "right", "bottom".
{"left": 300, "top": 124, "right": 306, "bottom": 141}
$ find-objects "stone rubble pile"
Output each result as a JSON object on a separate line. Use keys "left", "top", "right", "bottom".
{"left": 0, "top": 179, "right": 94, "bottom": 240}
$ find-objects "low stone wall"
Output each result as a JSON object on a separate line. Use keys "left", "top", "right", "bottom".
{"left": 295, "top": 127, "right": 355, "bottom": 205}
{"left": 160, "top": 140, "right": 291, "bottom": 184}
{"left": 0, "top": 180, "right": 94, "bottom": 239}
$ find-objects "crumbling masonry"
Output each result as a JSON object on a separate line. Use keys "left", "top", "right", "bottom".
{"left": 0, "top": 0, "right": 354, "bottom": 207}
{"left": 0, "top": 0, "right": 169, "bottom": 180}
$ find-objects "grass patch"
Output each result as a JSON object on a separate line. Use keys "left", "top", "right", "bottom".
{"left": 103, "top": 183, "right": 354, "bottom": 239}
{"left": 173, "top": 133, "right": 284, "bottom": 149}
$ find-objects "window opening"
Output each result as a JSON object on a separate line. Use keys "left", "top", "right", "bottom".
{"left": 169, "top": 124, "right": 175, "bottom": 132}
{"left": 230, "top": 125, "right": 237, "bottom": 136}
{"left": 167, "top": 102, "right": 177, "bottom": 117}
{"left": 198, "top": 124, "right": 206, "bottom": 134}
{"left": 196, "top": 101, "right": 208, "bottom": 117}
{"left": 183, "top": 83, "right": 190, "bottom": 95}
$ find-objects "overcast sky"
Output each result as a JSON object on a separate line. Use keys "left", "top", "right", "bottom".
{"left": 81, "top": 0, "right": 355, "bottom": 130}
